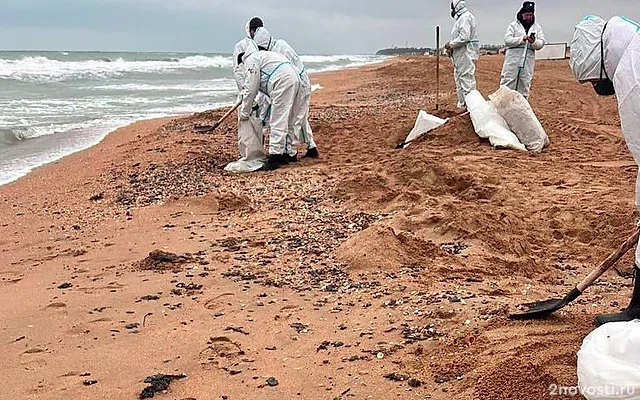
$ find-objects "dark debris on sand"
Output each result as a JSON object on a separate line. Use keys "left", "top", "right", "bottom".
{"left": 139, "top": 374, "right": 187, "bottom": 399}
{"left": 136, "top": 250, "right": 204, "bottom": 272}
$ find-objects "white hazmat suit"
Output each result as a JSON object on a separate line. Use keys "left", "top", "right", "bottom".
{"left": 240, "top": 45, "right": 301, "bottom": 157}
{"left": 253, "top": 27, "right": 318, "bottom": 156}
{"left": 500, "top": 20, "right": 546, "bottom": 99}
{"left": 449, "top": 0, "right": 479, "bottom": 108}
{"left": 225, "top": 38, "right": 267, "bottom": 173}
{"left": 570, "top": 15, "right": 640, "bottom": 267}
{"left": 233, "top": 37, "right": 271, "bottom": 121}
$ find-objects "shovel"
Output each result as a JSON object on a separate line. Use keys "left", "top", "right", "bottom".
{"left": 509, "top": 227, "right": 640, "bottom": 320}
{"left": 515, "top": 33, "right": 534, "bottom": 93}
{"left": 192, "top": 100, "right": 242, "bottom": 134}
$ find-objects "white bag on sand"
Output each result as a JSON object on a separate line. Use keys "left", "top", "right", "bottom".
{"left": 464, "top": 90, "right": 526, "bottom": 151}
{"left": 402, "top": 110, "right": 448, "bottom": 148}
{"left": 489, "top": 85, "right": 550, "bottom": 152}
{"left": 577, "top": 320, "right": 640, "bottom": 400}
{"left": 224, "top": 115, "right": 266, "bottom": 173}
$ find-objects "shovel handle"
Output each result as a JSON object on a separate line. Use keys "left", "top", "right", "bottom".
{"left": 436, "top": 26, "right": 440, "bottom": 111}
{"left": 576, "top": 227, "right": 640, "bottom": 292}
{"left": 216, "top": 100, "right": 242, "bottom": 127}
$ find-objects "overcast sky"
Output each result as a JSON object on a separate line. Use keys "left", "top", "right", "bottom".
{"left": 0, "top": 1, "right": 638, "bottom": 54}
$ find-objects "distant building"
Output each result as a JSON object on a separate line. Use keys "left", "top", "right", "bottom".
{"left": 535, "top": 43, "right": 569, "bottom": 60}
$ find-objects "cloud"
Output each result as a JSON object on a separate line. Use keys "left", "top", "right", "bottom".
{"left": 0, "top": 0, "right": 638, "bottom": 53}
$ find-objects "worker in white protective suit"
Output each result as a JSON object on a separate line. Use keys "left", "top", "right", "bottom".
{"left": 253, "top": 27, "right": 319, "bottom": 160}
{"left": 570, "top": 15, "right": 640, "bottom": 326}
{"left": 226, "top": 25, "right": 269, "bottom": 173}
{"left": 238, "top": 43, "right": 302, "bottom": 171}
{"left": 245, "top": 16, "right": 263, "bottom": 39}
{"left": 499, "top": 1, "right": 546, "bottom": 99}
{"left": 445, "top": 0, "right": 479, "bottom": 109}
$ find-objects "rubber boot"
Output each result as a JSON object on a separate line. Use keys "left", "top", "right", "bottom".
{"left": 260, "top": 154, "right": 288, "bottom": 171}
{"left": 287, "top": 153, "right": 298, "bottom": 163}
{"left": 595, "top": 267, "right": 640, "bottom": 326}
{"left": 303, "top": 147, "right": 319, "bottom": 159}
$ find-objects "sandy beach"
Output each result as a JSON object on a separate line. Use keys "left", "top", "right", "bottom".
{"left": 0, "top": 55, "right": 635, "bottom": 400}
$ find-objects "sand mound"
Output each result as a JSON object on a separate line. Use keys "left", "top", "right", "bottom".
{"left": 337, "top": 224, "right": 448, "bottom": 271}
{"left": 331, "top": 172, "right": 393, "bottom": 202}
{"left": 416, "top": 318, "right": 590, "bottom": 400}
{"left": 136, "top": 250, "right": 194, "bottom": 271}
{"left": 186, "top": 190, "right": 253, "bottom": 212}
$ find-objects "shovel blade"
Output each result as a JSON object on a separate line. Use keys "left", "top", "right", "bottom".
{"left": 192, "top": 125, "right": 214, "bottom": 134}
{"left": 508, "top": 298, "right": 567, "bottom": 320}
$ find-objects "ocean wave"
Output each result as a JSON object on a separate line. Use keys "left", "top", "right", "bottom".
{"left": 0, "top": 55, "right": 233, "bottom": 82}
{"left": 0, "top": 118, "right": 131, "bottom": 145}
{"left": 0, "top": 100, "right": 230, "bottom": 147}
{"left": 90, "top": 80, "right": 236, "bottom": 92}
{"left": 300, "top": 55, "right": 380, "bottom": 64}
{"left": 307, "top": 57, "right": 388, "bottom": 74}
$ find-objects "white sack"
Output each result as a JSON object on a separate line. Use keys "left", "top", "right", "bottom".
{"left": 464, "top": 90, "right": 526, "bottom": 151}
{"left": 489, "top": 85, "right": 550, "bottom": 152}
{"left": 577, "top": 320, "right": 640, "bottom": 400}
{"left": 224, "top": 115, "right": 266, "bottom": 173}
{"left": 403, "top": 110, "right": 448, "bottom": 148}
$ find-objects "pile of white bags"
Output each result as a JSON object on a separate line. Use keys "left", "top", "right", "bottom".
{"left": 465, "top": 90, "right": 526, "bottom": 151}
{"left": 489, "top": 85, "right": 550, "bottom": 152}
{"left": 577, "top": 320, "right": 640, "bottom": 400}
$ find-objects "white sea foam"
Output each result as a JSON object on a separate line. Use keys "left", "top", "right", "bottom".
{"left": 0, "top": 55, "right": 233, "bottom": 82}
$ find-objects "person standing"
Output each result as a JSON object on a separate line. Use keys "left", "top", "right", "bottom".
{"left": 569, "top": 15, "right": 640, "bottom": 325}
{"left": 445, "top": 0, "right": 479, "bottom": 109}
{"left": 499, "top": 2, "right": 546, "bottom": 99}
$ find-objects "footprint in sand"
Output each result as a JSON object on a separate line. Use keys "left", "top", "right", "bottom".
{"left": 203, "top": 293, "right": 235, "bottom": 311}
{"left": 199, "top": 336, "right": 244, "bottom": 368}
{"left": 21, "top": 348, "right": 49, "bottom": 370}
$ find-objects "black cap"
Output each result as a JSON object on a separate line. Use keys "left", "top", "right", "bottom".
{"left": 249, "top": 17, "right": 263, "bottom": 31}
{"left": 522, "top": 1, "right": 535, "bottom": 13}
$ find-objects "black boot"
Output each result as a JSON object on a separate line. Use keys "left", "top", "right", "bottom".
{"left": 287, "top": 153, "right": 298, "bottom": 163}
{"left": 260, "top": 154, "right": 288, "bottom": 171}
{"left": 303, "top": 147, "right": 319, "bottom": 159}
{"left": 595, "top": 267, "right": 640, "bottom": 326}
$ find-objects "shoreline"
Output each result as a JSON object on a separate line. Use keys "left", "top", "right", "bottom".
{"left": 0, "top": 56, "right": 391, "bottom": 189}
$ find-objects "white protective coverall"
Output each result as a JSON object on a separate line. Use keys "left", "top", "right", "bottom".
{"left": 241, "top": 45, "right": 301, "bottom": 156}
{"left": 570, "top": 15, "right": 640, "bottom": 267}
{"left": 253, "top": 27, "right": 317, "bottom": 156}
{"left": 450, "top": 0, "right": 479, "bottom": 108}
{"left": 499, "top": 20, "right": 546, "bottom": 99}
{"left": 225, "top": 38, "right": 267, "bottom": 173}
{"left": 233, "top": 37, "right": 271, "bottom": 119}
